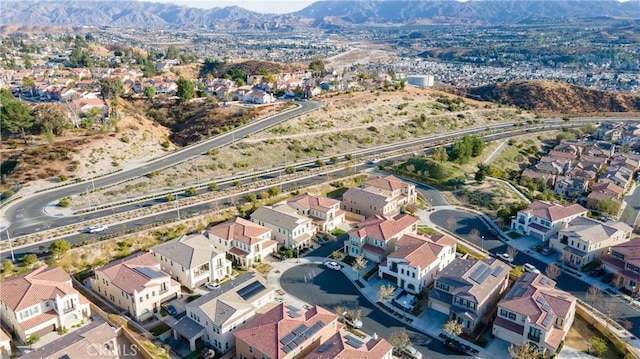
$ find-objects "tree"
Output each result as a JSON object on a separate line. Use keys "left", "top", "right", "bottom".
{"left": 177, "top": 76, "right": 195, "bottom": 103}
{"left": 507, "top": 246, "right": 518, "bottom": 260}
{"left": 446, "top": 216, "right": 457, "bottom": 232}
{"left": 389, "top": 329, "right": 411, "bottom": 349}
{"left": 545, "top": 263, "right": 561, "bottom": 280}
{"left": 589, "top": 337, "right": 607, "bottom": 357}
{"left": 596, "top": 198, "right": 621, "bottom": 217}
{"left": 475, "top": 163, "right": 489, "bottom": 183}
{"left": 22, "top": 254, "right": 37, "bottom": 266}
{"left": 268, "top": 187, "right": 280, "bottom": 197}
{"left": 510, "top": 266, "right": 524, "bottom": 279}
{"left": 332, "top": 250, "right": 345, "bottom": 261}
{"left": 165, "top": 45, "right": 179, "bottom": 60}
{"left": 431, "top": 146, "right": 448, "bottom": 162}
{"left": 333, "top": 305, "right": 346, "bottom": 321}
{"left": 23, "top": 56, "right": 33, "bottom": 69}
{"left": 469, "top": 228, "right": 481, "bottom": 243}
{"left": 33, "top": 103, "right": 69, "bottom": 135}
{"left": 442, "top": 320, "right": 464, "bottom": 337}
{"left": 508, "top": 343, "right": 540, "bottom": 359}
{"left": 50, "top": 239, "right": 71, "bottom": 260}
{"left": 2, "top": 260, "right": 13, "bottom": 274}
{"left": 22, "top": 76, "right": 35, "bottom": 94}
{"left": 99, "top": 78, "right": 123, "bottom": 100}
{"left": 352, "top": 255, "right": 368, "bottom": 280}
{"left": 25, "top": 334, "right": 40, "bottom": 348}
{"left": 208, "top": 183, "right": 218, "bottom": 191}
{"left": 246, "top": 193, "right": 257, "bottom": 203}
{"left": 602, "top": 299, "right": 621, "bottom": 329}
{"left": 309, "top": 58, "right": 325, "bottom": 74}
{"left": 587, "top": 285, "right": 602, "bottom": 308}
{"left": 143, "top": 85, "right": 156, "bottom": 101}
{"left": 377, "top": 284, "right": 395, "bottom": 303}
{"left": 0, "top": 89, "right": 34, "bottom": 144}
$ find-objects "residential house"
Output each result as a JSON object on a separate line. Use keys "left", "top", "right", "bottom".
{"left": 429, "top": 258, "right": 510, "bottom": 333}
{"left": 91, "top": 252, "right": 181, "bottom": 321}
{"left": 341, "top": 175, "right": 416, "bottom": 218}
{"left": 306, "top": 330, "right": 393, "bottom": 359}
{"left": 345, "top": 214, "right": 418, "bottom": 263}
{"left": 565, "top": 167, "right": 597, "bottom": 182}
{"left": 19, "top": 319, "right": 142, "bottom": 359}
{"left": 547, "top": 150, "right": 578, "bottom": 161}
{"left": 601, "top": 240, "right": 640, "bottom": 294}
{"left": 553, "top": 140, "right": 585, "bottom": 157}
{"left": 595, "top": 121, "right": 625, "bottom": 141}
{"left": 533, "top": 157, "right": 572, "bottom": 176}
{"left": 286, "top": 192, "right": 345, "bottom": 233}
{"left": 251, "top": 204, "right": 315, "bottom": 250}
{"left": 553, "top": 176, "right": 588, "bottom": 200}
{"left": 586, "top": 191, "right": 623, "bottom": 214}
{"left": 173, "top": 275, "right": 273, "bottom": 352}
{"left": 234, "top": 303, "right": 340, "bottom": 359}
{"left": 511, "top": 201, "right": 588, "bottom": 241}
{"left": 207, "top": 217, "right": 278, "bottom": 267}
{"left": 598, "top": 166, "right": 634, "bottom": 191}
{"left": 492, "top": 273, "right": 576, "bottom": 358}
{"left": 378, "top": 232, "right": 456, "bottom": 294}
{"left": 243, "top": 89, "right": 274, "bottom": 104}
{"left": 520, "top": 169, "right": 556, "bottom": 187}
{"left": 150, "top": 233, "right": 232, "bottom": 289}
{"left": 609, "top": 154, "right": 640, "bottom": 172}
{"left": 550, "top": 217, "right": 633, "bottom": 267}
{"left": 590, "top": 182, "right": 625, "bottom": 199}
{"left": 71, "top": 98, "right": 107, "bottom": 114}
{"left": 0, "top": 266, "right": 90, "bottom": 342}
{"left": 585, "top": 142, "right": 615, "bottom": 159}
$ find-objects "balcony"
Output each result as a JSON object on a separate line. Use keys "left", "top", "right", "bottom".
{"left": 527, "top": 333, "right": 541, "bottom": 343}
{"left": 63, "top": 306, "right": 76, "bottom": 314}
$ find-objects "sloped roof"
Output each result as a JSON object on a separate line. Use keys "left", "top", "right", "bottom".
{"left": 388, "top": 233, "right": 455, "bottom": 270}
{"left": 499, "top": 273, "right": 575, "bottom": 332}
{"left": 364, "top": 175, "right": 410, "bottom": 192}
{"left": 306, "top": 330, "right": 393, "bottom": 359}
{"left": 251, "top": 204, "right": 312, "bottom": 231}
{"left": 348, "top": 214, "right": 417, "bottom": 242}
{"left": 521, "top": 201, "right": 587, "bottom": 222}
{"left": 342, "top": 187, "right": 392, "bottom": 209}
{"left": 432, "top": 258, "right": 509, "bottom": 304}
{"left": 208, "top": 217, "right": 271, "bottom": 246}
{"left": 152, "top": 233, "right": 224, "bottom": 268}
{"left": 606, "top": 240, "right": 640, "bottom": 268}
{"left": 287, "top": 192, "right": 340, "bottom": 213}
{"left": 98, "top": 252, "right": 167, "bottom": 294}
{"left": 560, "top": 217, "right": 632, "bottom": 245}
{"left": 0, "top": 266, "right": 80, "bottom": 311}
{"left": 234, "top": 303, "right": 337, "bottom": 359}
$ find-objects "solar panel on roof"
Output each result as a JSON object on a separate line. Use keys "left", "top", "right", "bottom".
{"left": 469, "top": 264, "right": 488, "bottom": 283}
{"left": 293, "top": 324, "right": 308, "bottom": 335}
{"left": 135, "top": 266, "right": 165, "bottom": 279}
{"left": 536, "top": 296, "right": 547, "bottom": 305}
{"left": 282, "top": 345, "right": 292, "bottom": 354}
{"left": 281, "top": 333, "right": 296, "bottom": 345}
{"left": 477, "top": 267, "right": 492, "bottom": 284}
{"left": 287, "top": 304, "right": 301, "bottom": 312}
{"left": 492, "top": 266, "right": 505, "bottom": 277}
{"left": 287, "top": 311, "right": 301, "bottom": 318}
{"left": 542, "top": 304, "right": 552, "bottom": 313}
{"left": 345, "top": 335, "right": 364, "bottom": 349}
{"left": 542, "top": 313, "right": 553, "bottom": 327}
{"left": 293, "top": 337, "right": 305, "bottom": 347}
{"left": 237, "top": 280, "right": 266, "bottom": 300}
{"left": 511, "top": 285, "right": 527, "bottom": 298}
{"left": 317, "top": 342, "right": 334, "bottom": 353}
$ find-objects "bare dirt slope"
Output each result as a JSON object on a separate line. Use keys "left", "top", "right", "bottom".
{"left": 467, "top": 80, "right": 640, "bottom": 114}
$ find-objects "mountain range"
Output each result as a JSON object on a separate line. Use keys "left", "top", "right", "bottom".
{"left": 1, "top": 0, "right": 638, "bottom": 29}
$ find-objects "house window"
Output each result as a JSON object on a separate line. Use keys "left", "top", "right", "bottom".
{"left": 508, "top": 312, "right": 517, "bottom": 320}
{"left": 528, "top": 327, "right": 542, "bottom": 342}
{"left": 436, "top": 282, "right": 450, "bottom": 292}
{"left": 249, "top": 346, "right": 253, "bottom": 353}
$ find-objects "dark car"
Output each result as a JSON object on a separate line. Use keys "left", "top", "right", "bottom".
{"left": 165, "top": 305, "right": 178, "bottom": 316}
{"left": 589, "top": 268, "right": 605, "bottom": 277}
{"left": 601, "top": 272, "right": 614, "bottom": 284}
{"left": 444, "top": 339, "right": 469, "bottom": 354}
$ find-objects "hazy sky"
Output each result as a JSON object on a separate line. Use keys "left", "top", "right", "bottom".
{"left": 148, "top": 0, "right": 318, "bottom": 13}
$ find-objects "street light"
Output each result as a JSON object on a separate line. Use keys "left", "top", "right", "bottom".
{"left": 481, "top": 235, "right": 484, "bottom": 251}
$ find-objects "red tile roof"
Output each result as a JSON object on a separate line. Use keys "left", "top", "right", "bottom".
{"left": 287, "top": 192, "right": 340, "bottom": 213}
{"left": 608, "top": 240, "right": 640, "bottom": 268}
{"left": 364, "top": 175, "right": 410, "bottom": 192}
{"left": 388, "top": 233, "right": 455, "bottom": 270}
{"left": 234, "top": 303, "right": 337, "bottom": 359}
{"left": 0, "top": 266, "right": 78, "bottom": 311}
{"left": 493, "top": 316, "right": 524, "bottom": 335}
{"left": 99, "top": 252, "right": 165, "bottom": 294}
{"left": 208, "top": 217, "right": 271, "bottom": 246}
{"left": 20, "top": 310, "right": 58, "bottom": 330}
{"left": 306, "top": 330, "right": 393, "bottom": 359}
{"left": 349, "top": 214, "right": 417, "bottom": 242}
{"left": 521, "top": 201, "right": 587, "bottom": 222}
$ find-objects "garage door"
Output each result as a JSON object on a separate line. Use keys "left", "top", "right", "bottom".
{"left": 429, "top": 300, "right": 450, "bottom": 315}
{"left": 530, "top": 231, "right": 544, "bottom": 240}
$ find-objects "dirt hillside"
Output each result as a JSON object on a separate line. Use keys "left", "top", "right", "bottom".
{"left": 466, "top": 80, "right": 640, "bottom": 114}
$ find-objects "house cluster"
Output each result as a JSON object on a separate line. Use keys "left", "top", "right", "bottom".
{"left": 512, "top": 200, "right": 634, "bottom": 268}
{"left": 520, "top": 125, "right": 640, "bottom": 216}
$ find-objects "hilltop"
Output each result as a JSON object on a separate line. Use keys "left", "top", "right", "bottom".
{"left": 466, "top": 80, "right": 640, "bottom": 115}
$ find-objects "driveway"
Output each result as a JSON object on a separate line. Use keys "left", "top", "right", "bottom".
{"left": 280, "top": 263, "right": 469, "bottom": 359}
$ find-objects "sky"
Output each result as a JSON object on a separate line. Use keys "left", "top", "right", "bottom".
{"left": 147, "top": 0, "right": 318, "bottom": 14}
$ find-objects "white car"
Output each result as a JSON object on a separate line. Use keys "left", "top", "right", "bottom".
{"left": 324, "top": 261, "right": 341, "bottom": 270}
{"left": 497, "top": 253, "right": 514, "bottom": 263}
{"left": 206, "top": 282, "right": 220, "bottom": 290}
{"left": 87, "top": 224, "right": 108, "bottom": 233}
{"left": 393, "top": 345, "right": 423, "bottom": 359}
{"left": 342, "top": 311, "right": 363, "bottom": 329}
{"left": 523, "top": 263, "right": 540, "bottom": 274}
{"left": 368, "top": 158, "right": 380, "bottom": 164}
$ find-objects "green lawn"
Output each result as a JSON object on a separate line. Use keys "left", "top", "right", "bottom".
{"left": 149, "top": 322, "right": 171, "bottom": 337}
{"left": 417, "top": 226, "right": 437, "bottom": 236}
{"left": 507, "top": 232, "right": 522, "bottom": 239}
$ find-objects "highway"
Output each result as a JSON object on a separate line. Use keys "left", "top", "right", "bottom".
{"left": 2, "top": 101, "right": 322, "bottom": 232}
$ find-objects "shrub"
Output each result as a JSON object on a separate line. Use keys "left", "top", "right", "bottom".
{"left": 58, "top": 174, "right": 68, "bottom": 182}
{"left": 58, "top": 197, "right": 71, "bottom": 207}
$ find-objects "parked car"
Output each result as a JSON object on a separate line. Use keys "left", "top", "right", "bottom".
{"left": 589, "top": 268, "right": 605, "bottom": 277}
{"left": 368, "top": 158, "right": 380, "bottom": 164}
{"left": 443, "top": 339, "right": 469, "bottom": 354}
{"left": 206, "top": 282, "right": 220, "bottom": 290}
{"left": 342, "top": 311, "right": 363, "bottom": 329}
{"left": 601, "top": 272, "right": 614, "bottom": 284}
{"left": 165, "top": 305, "right": 178, "bottom": 316}
{"left": 324, "top": 261, "right": 341, "bottom": 270}
{"left": 393, "top": 345, "right": 423, "bottom": 359}
{"left": 541, "top": 248, "right": 555, "bottom": 256}
{"left": 523, "top": 263, "right": 541, "bottom": 274}
{"left": 87, "top": 224, "right": 108, "bottom": 233}
{"left": 317, "top": 236, "right": 328, "bottom": 245}
{"left": 497, "top": 253, "right": 514, "bottom": 263}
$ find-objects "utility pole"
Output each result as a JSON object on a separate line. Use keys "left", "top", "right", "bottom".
{"left": 176, "top": 194, "right": 181, "bottom": 220}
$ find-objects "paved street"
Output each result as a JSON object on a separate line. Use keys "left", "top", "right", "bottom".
{"left": 279, "top": 263, "right": 469, "bottom": 359}
{"left": 427, "top": 208, "right": 640, "bottom": 339}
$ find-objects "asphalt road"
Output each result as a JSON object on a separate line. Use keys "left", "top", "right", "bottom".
{"left": 429, "top": 208, "right": 640, "bottom": 339}
{"left": 2, "top": 101, "right": 323, "bottom": 232}
{"left": 280, "top": 263, "right": 468, "bottom": 359}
